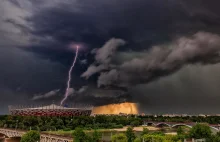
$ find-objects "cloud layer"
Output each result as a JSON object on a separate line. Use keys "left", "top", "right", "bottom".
{"left": 87, "top": 32, "right": 220, "bottom": 87}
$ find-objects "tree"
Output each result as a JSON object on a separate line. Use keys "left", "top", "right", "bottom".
{"left": 134, "top": 137, "right": 141, "bottom": 142}
{"left": 177, "top": 127, "right": 184, "bottom": 135}
{"left": 141, "top": 128, "right": 149, "bottom": 136}
{"left": 21, "top": 130, "right": 40, "bottom": 142}
{"left": 142, "top": 134, "right": 164, "bottom": 142}
{"left": 130, "top": 120, "right": 140, "bottom": 127}
{"left": 111, "top": 133, "right": 127, "bottom": 142}
{"left": 126, "top": 127, "right": 136, "bottom": 142}
{"left": 73, "top": 128, "right": 91, "bottom": 142}
{"left": 164, "top": 135, "right": 181, "bottom": 142}
{"left": 91, "top": 129, "right": 101, "bottom": 142}
{"left": 189, "top": 124, "right": 212, "bottom": 139}
{"left": 207, "top": 132, "right": 220, "bottom": 142}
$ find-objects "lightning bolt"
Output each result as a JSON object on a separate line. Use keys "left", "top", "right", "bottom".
{"left": 61, "top": 46, "right": 79, "bottom": 106}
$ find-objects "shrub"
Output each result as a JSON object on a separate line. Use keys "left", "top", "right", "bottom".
{"left": 21, "top": 130, "right": 40, "bottom": 142}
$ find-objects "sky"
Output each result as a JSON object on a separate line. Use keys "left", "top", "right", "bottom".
{"left": 1, "top": 0, "right": 220, "bottom": 114}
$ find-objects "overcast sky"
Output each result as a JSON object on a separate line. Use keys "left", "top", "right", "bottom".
{"left": 1, "top": 0, "right": 220, "bottom": 114}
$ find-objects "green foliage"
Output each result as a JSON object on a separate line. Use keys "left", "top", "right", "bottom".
{"left": 73, "top": 128, "right": 90, "bottom": 142}
{"left": 63, "top": 128, "right": 71, "bottom": 131}
{"left": 1, "top": 114, "right": 220, "bottom": 142}
{"left": 150, "top": 131, "right": 165, "bottom": 136}
{"left": 126, "top": 127, "right": 136, "bottom": 142}
{"left": 164, "top": 135, "right": 181, "bottom": 142}
{"left": 205, "top": 132, "right": 220, "bottom": 142}
{"left": 141, "top": 128, "right": 149, "bottom": 136}
{"left": 111, "top": 133, "right": 127, "bottom": 142}
{"left": 142, "top": 134, "right": 164, "bottom": 142}
{"left": 0, "top": 115, "right": 143, "bottom": 131}
{"left": 91, "top": 129, "right": 101, "bottom": 142}
{"left": 1, "top": 114, "right": 220, "bottom": 132}
{"left": 20, "top": 130, "right": 40, "bottom": 142}
{"left": 134, "top": 137, "right": 141, "bottom": 142}
{"left": 189, "top": 124, "right": 212, "bottom": 139}
{"left": 177, "top": 127, "right": 184, "bottom": 135}
{"left": 142, "top": 134, "right": 182, "bottom": 142}
{"left": 130, "top": 120, "right": 140, "bottom": 127}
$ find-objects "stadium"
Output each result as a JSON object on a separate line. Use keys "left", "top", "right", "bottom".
{"left": 8, "top": 104, "right": 93, "bottom": 116}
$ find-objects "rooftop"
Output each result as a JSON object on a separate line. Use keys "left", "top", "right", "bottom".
{"left": 9, "top": 104, "right": 93, "bottom": 110}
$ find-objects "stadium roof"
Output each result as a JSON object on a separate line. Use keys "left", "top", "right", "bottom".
{"left": 10, "top": 104, "right": 93, "bottom": 110}
{"left": 30, "top": 104, "right": 69, "bottom": 110}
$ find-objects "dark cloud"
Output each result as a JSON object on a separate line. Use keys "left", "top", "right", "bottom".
{"left": 0, "top": 46, "right": 67, "bottom": 113}
{"left": 32, "top": 89, "right": 60, "bottom": 100}
{"left": 86, "top": 32, "right": 220, "bottom": 88}
{"left": 81, "top": 38, "right": 125, "bottom": 79}
{"left": 80, "top": 59, "right": 87, "bottom": 65}
{"left": 68, "top": 86, "right": 131, "bottom": 106}
{"left": 77, "top": 86, "right": 88, "bottom": 94}
{"left": 132, "top": 64, "right": 220, "bottom": 114}
{"left": 28, "top": 0, "right": 211, "bottom": 52}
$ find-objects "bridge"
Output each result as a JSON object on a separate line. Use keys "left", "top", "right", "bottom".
{"left": 143, "top": 121, "right": 220, "bottom": 132}
{"left": 0, "top": 128, "right": 73, "bottom": 142}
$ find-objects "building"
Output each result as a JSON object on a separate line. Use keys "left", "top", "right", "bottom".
{"left": 8, "top": 104, "right": 93, "bottom": 116}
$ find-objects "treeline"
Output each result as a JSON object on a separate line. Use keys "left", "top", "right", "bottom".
{"left": 1, "top": 115, "right": 220, "bottom": 131}
{"left": 0, "top": 115, "right": 142, "bottom": 131}
{"left": 140, "top": 115, "right": 220, "bottom": 124}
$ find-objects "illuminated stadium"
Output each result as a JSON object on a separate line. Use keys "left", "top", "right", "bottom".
{"left": 8, "top": 104, "right": 93, "bottom": 116}
{"left": 92, "top": 102, "right": 139, "bottom": 115}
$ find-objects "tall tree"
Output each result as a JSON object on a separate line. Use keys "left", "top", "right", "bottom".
{"left": 126, "top": 127, "right": 136, "bottom": 142}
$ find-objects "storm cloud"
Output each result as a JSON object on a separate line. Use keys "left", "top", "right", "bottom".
{"left": 84, "top": 32, "right": 220, "bottom": 88}
{"left": 81, "top": 38, "right": 125, "bottom": 79}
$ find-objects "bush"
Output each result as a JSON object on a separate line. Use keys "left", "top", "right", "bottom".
{"left": 189, "top": 124, "right": 212, "bottom": 139}
{"left": 141, "top": 128, "right": 149, "bottom": 136}
{"left": 142, "top": 134, "right": 164, "bottom": 142}
{"left": 31, "top": 126, "right": 40, "bottom": 131}
{"left": 91, "top": 129, "right": 101, "bottom": 142}
{"left": 112, "top": 133, "right": 127, "bottom": 142}
{"left": 134, "top": 137, "right": 141, "bottom": 142}
{"left": 21, "top": 130, "right": 40, "bottom": 142}
{"left": 73, "top": 128, "right": 91, "bottom": 142}
{"left": 116, "top": 124, "right": 124, "bottom": 128}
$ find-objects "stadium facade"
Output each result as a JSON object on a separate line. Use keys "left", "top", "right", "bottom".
{"left": 8, "top": 104, "right": 93, "bottom": 116}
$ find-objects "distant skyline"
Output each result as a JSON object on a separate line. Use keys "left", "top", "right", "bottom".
{"left": 1, "top": 0, "right": 220, "bottom": 114}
